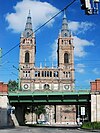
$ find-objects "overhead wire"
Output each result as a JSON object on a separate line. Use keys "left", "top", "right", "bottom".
{"left": 0, "top": 0, "right": 76, "bottom": 59}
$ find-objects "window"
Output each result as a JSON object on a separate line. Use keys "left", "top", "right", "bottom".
{"left": 65, "top": 40, "right": 67, "bottom": 45}
{"left": 54, "top": 71, "right": 58, "bottom": 77}
{"left": 45, "top": 71, "right": 46, "bottom": 77}
{"left": 25, "top": 52, "right": 29, "bottom": 63}
{"left": 23, "top": 71, "right": 30, "bottom": 78}
{"left": 68, "top": 72, "right": 71, "bottom": 78}
{"left": 69, "top": 40, "right": 71, "bottom": 44}
{"left": 47, "top": 71, "right": 49, "bottom": 77}
{"left": 50, "top": 71, "right": 52, "bottom": 77}
{"left": 44, "top": 84, "right": 50, "bottom": 89}
{"left": 35, "top": 71, "right": 38, "bottom": 77}
{"left": 63, "top": 72, "right": 68, "bottom": 78}
{"left": 64, "top": 33, "right": 67, "bottom": 37}
{"left": 42, "top": 71, "right": 45, "bottom": 77}
{"left": 30, "top": 39, "right": 33, "bottom": 43}
{"left": 35, "top": 71, "right": 40, "bottom": 77}
{"left": 23, "top": 39, "right": 25, "bottom": 43}
{"left": 64, "top": 53, "right": 69, "bottom": 63}
{"left": 27, "top": 32, "right": 30, "bottom": 37}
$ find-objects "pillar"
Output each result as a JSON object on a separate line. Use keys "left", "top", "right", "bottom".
{"left": 15, "top": 105, "right": 25, "bottom": 125}
{"left": 91, "top": 93, "right": 100, "bottom": 122}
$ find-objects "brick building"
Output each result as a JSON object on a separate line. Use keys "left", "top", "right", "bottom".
{"left": 91, "top": 79, "right": 100, "bottom": 92}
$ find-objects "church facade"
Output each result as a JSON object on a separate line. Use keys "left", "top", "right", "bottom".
{"left": 19, "top": 11, "right": 75, "bottom": 92}
{"left": 19, "top": 11, "right": 76, "bottom": 124}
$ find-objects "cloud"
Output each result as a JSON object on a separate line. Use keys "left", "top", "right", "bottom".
{"left": 50, "top": 19, "right": 94, "bottom": 62}
{"left": 69, "top": 21, "right": 94, "bottom": 58}
{"left": 75, "top": 63, "right": 85, "bottom": 73}
{"left": 69, "top": 21, "right": 95, "bottom": 35}
{"left": 5, "top": 0, "right": 95, "bottom": 63}
{"left": 93, "top": 68, "right": 100, "bottom": 75}
{"left": 50, "top": 35, "right": 94, "bottom": 64}
{"left": 5, "top": 0, "right": 59, "bottom": 33}
{"left": 73, "top": 36, "right": 94, "bottom": 57}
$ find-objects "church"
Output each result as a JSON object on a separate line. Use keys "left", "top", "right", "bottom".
{"left": 19, "top": 11, "right": 76, "bottom": 124}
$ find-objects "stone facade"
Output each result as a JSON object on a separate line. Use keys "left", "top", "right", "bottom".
{"left": 19, "top": 12, "right": 75, "bottom": 92}
{"left": 91, "top": 79, "right": 100, "bottom": 122}
{"left": 19, "top": 11, "right": 76, "bottom": 124}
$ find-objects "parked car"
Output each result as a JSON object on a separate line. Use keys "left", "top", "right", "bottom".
{"left": 37, "top": 120, "right": 50, "bottom": 125}
{"left": 26, "top": 121, "right": 37, "bottom": 124}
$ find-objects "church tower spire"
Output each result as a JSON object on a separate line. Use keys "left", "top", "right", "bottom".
{"left": 61, "top": 10, "right": 70, "bottom": 37}
{"left": 23, "top": 10, "right": 33, "bottom": 38}
{"left": 19, "top": 11, "right": 36, "bottom": 91}
{"left": 57, "top": 10, "right": 75, "bottom": 90}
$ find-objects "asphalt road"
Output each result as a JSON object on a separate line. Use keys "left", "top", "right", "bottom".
{"left": 0, "top": 126, "right": 97, "bottom": 133}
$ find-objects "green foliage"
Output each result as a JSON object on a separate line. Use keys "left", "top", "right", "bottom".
{"left": 34, "top": 105, "right": 46, "bottom": 118}
{"left": 8, "top": 80, "right": 18, "bottom": 91}
{"left": 25, "top": 105, "right": 46, "bottom": 121}
{"left": 81, "top": 122, "right": 100, "bottom": 130}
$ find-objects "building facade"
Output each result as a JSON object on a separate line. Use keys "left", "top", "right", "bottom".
{"left": 19, "top": 11, "right": 76, "bottom": 124}
{"left": 0, "top": 82, "right": 8, "bottom": 127}
{"left": 91, "top": 79, "right": 100, "bottom": 122}
{"left": 19, "top": 11, "right": 74, "bottom": 92}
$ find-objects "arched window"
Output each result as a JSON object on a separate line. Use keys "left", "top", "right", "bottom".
{"left": 64, "top": 53, "right": 69, "bottom": 63}
{"left": 23, "top": 39, "right": 25, "bottom": 43}
{"left": 64, "top": 33, "right": 67, "bottom": 37}
{"left": 30, "top": 39, "right": 33, "bottom": 43}
{"left": 25, "top": 52, "right": 29, "bottom": 63}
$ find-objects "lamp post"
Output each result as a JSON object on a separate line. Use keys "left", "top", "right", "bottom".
{"left": 77, "top": 105, "right": 80, "bottom": 125}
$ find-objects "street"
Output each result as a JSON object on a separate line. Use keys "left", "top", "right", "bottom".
{"left": 0, "top": 126, "right": 97, "bottom": 133}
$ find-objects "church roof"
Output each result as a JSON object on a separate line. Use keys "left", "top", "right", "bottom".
{"left": 23, "top": 10, "right": 33, "bottom": 38}
{"left": 61, "top": 10, "right": 70, "bottom": 37}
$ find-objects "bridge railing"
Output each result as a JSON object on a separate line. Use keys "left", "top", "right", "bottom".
{"left": 8, "top": 87, "right": 90, "bottom": 94}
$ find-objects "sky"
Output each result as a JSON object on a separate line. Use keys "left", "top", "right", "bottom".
{"left": 0, "top": 0, "right": 100, "bottom": 90}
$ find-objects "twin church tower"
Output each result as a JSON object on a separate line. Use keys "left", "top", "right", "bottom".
{"left": 19, "top": 11, "right": 75, "bottom": 92}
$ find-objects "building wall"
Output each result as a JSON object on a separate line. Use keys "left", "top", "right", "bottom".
{"left": 91, "top": 79, "right": 100, "bottom": 122}
{"left": 0, "top": 82, "right": 8, "bottom": 127}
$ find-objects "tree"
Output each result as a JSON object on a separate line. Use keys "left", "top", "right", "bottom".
{"left": 8, "top": 80, "right": 18, "bottom": 91}
{"left": 33, "top": 105, "right": 46, "bottom": 122}
{"left": 25, "top": 105, "right": 46, "bottom": 123}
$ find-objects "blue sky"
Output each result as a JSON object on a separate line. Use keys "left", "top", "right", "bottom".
{"left": 0, "top": 0, "right": 100, "bottom": 89}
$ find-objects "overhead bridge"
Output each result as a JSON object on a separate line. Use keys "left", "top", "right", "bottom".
{"left": 8, "top": 90, "right": 91, "bottom": 105}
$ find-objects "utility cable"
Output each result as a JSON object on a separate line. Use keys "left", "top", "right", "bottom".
{"left": 0, "top": 0, "right": 76, "bottom": 59}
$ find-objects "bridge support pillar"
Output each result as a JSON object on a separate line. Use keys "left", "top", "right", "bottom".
{"left": 15, "top": 105, "right": 25, "bottom": 126}
{"left": 91, "top": 93, "right": 100, "bottom": 122}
